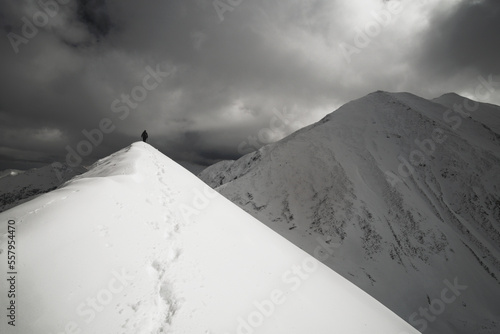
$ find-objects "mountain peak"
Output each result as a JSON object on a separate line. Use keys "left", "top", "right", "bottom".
{"left": 318, "top": 90, "right": 440, "bottom": 131}
{"left": 432, "top": 92, "right": 471, "bottom": 106}
{"left": 436, "top": 92, "right": 465, "bottom": 99}
{"left": 199, "top": 92, "right": 500, "bottom": 334}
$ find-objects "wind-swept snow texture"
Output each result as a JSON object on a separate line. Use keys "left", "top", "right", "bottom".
{"left": 199, "top": 91, "right": 500, "bottom": 334}
{"left": 0, "top": 142, "right": 419, "bottom": 334}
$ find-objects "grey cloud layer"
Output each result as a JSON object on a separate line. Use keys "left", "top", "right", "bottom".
{"left": 0, "top": 0, "right": 498, "bottom": 171}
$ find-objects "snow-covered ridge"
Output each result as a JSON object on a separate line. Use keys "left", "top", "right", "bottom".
{"left": 0, "top": 142, "right": 419, "bottom": 333}
{"left": 199, "top": 91, "right": 500, "bottom": 334}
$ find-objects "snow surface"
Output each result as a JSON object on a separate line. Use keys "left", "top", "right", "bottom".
{"left": 199, "top": 91, "right": 500, "bottom": 334}
{"left": 0, "top": 142, "right": 419, "bottom": 334}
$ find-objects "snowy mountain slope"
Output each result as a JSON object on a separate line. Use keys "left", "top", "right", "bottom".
{"left": 434, "top": 93, "right": 500, "bottom": 135}
{"left": 0, "top": 142, "right": 419, "bottom": 334}
{"left": 0, "top": 164, "right": 85, "bottom": 213}
{"left": 199, "top": 91, "right": 500, "bottom": 334}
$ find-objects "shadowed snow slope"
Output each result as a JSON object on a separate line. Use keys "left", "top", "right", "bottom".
{"left": 199, "top": 91, "right": 500, "bottom": 334}
{"left": 0, "top": 142, "right": 419, "bottom": 334}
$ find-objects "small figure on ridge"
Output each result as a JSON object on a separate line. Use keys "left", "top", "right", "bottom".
{"left": 141, "top": 130, "right": 148, "bottom": 143}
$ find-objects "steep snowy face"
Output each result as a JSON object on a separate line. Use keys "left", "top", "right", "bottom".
{"left": 199, "top": 91, "right": 500, "bottom": 334}
{"left": 0, "top": 142, "right": 419, "bottom": 334}
{"left": 0, "top": 163, "right": 85, "bottom": 212}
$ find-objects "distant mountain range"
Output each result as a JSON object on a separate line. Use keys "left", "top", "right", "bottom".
{"left": 0, "top": 163, "right": 85, "bottom": 212}
{"left": 199, "top": 91, "right": 500, "bottom": 334}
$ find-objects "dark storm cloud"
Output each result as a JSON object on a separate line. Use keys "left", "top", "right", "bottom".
{"left": 418, "top": 0, "right": 500, "bottom": 76}
{"left": 1, "top": 0, "right": 344, "bottom": 171}
{"left": 0, "top": 0, "right": 499, "bottom": 173}
{"left": 76, "top": 0, "right": 112, "bottom": 38}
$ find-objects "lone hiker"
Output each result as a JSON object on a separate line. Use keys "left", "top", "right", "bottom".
{"left": 141, "top": 130, "right": 148, "bottom": 142}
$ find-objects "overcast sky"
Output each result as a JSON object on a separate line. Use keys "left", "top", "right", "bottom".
{"left": 1, "top": 0, "right": 499, "bottom": 172}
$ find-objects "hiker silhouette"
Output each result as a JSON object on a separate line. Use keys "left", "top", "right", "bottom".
{"left": 141, "top": 130, "right": 148, "bottom": 142}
